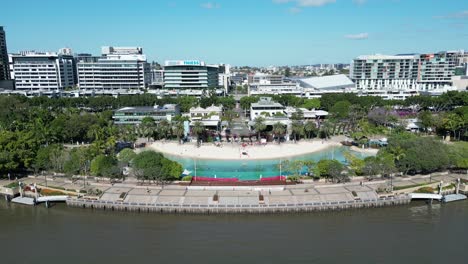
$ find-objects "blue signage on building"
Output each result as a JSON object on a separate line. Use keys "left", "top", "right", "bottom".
{"left": 183, "top": 60, "right": 201, "bottom": 66}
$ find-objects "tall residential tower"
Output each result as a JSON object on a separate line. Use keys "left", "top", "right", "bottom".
{"left": 0, "top": 26, "right": 10, "bottom": 81}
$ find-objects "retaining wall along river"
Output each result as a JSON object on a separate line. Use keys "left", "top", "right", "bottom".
{"left": 67, "top": 195, "right": 411, "bottom": 214}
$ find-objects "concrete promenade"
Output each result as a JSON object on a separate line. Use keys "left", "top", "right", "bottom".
{"left": 66, "top": 173, "right": 467, "bottom": 214}
{"left": 2, "top": 173, "right": 466, "bottom": 214}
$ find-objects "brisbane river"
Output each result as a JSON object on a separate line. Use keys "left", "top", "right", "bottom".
{"left": 1, "top": 200, "right": 468, "bottom": 263}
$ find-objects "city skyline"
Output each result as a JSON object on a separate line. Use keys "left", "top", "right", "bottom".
{"left": 1, "top": 0, "right": 467, "bottom": 66}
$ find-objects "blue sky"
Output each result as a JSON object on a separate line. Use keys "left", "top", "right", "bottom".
{"left": 2, "top": 0, "right": 467, "bottom": 66}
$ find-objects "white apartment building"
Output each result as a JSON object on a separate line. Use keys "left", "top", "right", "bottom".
{"left": 351, "top": 51, "right": 466, "bottom": 94}
{"left": 10, "top": 50, "right": 76, "bottom": 91}
{"left": 77, "top": 46, "right": 150, "bottom": 90}
{"left": 352, "top": 54, "right": 420, "bottom": 91}
{"left": 418, "top": 52, "right": 460, "bottom": 89}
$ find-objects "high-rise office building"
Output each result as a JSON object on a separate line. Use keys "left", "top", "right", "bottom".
{"left": 77, "top": 46, "right": 151, "bottom": 90}
{"left": 0, "top": 26, "right": 10, "bottom": 81}
{"left": 10, "top": 49, "right": 76, "bottom": 91}
{"left": 164, "top": 60, "right": 219, "bottom": 92}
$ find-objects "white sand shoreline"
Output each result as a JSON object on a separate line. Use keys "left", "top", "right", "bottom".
{"left": 148, "top": 139, "right": 343, "bottom": 161}
{"left": 349, "top": 146, "right": 379, "bottom": 155}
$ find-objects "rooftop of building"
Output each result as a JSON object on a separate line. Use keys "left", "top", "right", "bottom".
{"left": 115, "top": 104, "right": 178, "bottom": 113}
{"left": 355, "top": 54, "right": 419, "bottom": 60}
{"left": 250, "top": 82, "right": 297, "bottom": 86}
{"left": 190, "top": 105, "right": 223, "bottom": 112}
{"left": 251, "top": 97, "right": 284, "bottom": 108}
{"left": 164, "top": 60, "right": 207, "bottom": 67}
{"left": 284, "top": 107, "right": 328, "bottom": 116}
{"left": 298, "top": 74, "right": 354, "bottom": 90}
{"left": 252, "top": 73, "right": 283, "bottom": 77}
{"left": 102, "top": 46, "right": 143, "bottom": 55}
{"left": 10, "top": 50, "right": 74, "bottom": 57}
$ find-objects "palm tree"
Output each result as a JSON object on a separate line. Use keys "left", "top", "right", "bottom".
{"left": 304, "top": 121, "right": 317, "bottom": 139}
{"left": 389, "top": 146, "right": 406, "bottom": 164}
{"left": 173, "top": 121, "right": 185, "bottom": 144}
{"left": 348, "top": 104, "right": 365, "bottom": 133}
{"left": 272, "top": 122, "right": 286, "bottom": 144}
{"left": 192, "top": 121, "right": 205, "bottom": 147}
{"left": 223, "top": 110, "right": 236, "bottom": 129}
{"left": 118, "top": 125, "right": 137, "bottom": 143}
{"left": 140, "top": 117, "right": 157, "bottom": 142}
{"left": 87, "top": 124, "right": 105, "bottom": 142}
{"left": 291, "top": 121, "right": 304, "bottom": 143}
{"left": 253, "top": 116, "right": 266, "bottom": 142}
{"left": 443, "top": 113, "right": 463, "bottom": 140}
{"left": 319, "top": 120, "right": 332, "bottom": 139}
{"left": 158, "top": 120, "right": 171, "bottom": 140}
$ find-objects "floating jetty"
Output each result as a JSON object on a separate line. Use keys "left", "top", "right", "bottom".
{"left": 11, "top": 197, "right": 36, "bottom": 205}
{"left": 10, "top": 195, "right": 69, "bottom": 206}
{"left": 443, "top": 194, "right": 467, "bottom": 203}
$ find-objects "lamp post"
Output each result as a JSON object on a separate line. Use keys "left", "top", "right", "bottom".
{"left": 390, "top": 174, "right": 393, "bottom": 192}
{"left": 279, "top": 159, "right": 282, "bottom": 180}
{"left": 84, "top": 159, "right": 90, "bottom": 188}
{"left": 42, "top": 171, "right": 47, "bottom": 187}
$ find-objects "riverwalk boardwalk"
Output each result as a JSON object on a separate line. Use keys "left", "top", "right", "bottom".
{"left": 3, "top": 173, "right": 467, "bottom": 214}
{"left": 67, "top": 182, "right": 411, "bottom": 213}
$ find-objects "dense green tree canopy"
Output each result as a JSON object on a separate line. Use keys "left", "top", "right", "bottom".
{"left": 90, "top": 154, "right": 120, "bottom": 178}
{"left": 132, "top": 151, "right": 183, "bottom": 182}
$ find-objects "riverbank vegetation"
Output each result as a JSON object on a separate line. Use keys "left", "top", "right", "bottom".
{"left": 0, "top": 91, "right": 466, "bottom": 182}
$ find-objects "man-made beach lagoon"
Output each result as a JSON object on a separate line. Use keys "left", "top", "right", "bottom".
{"left": 165, "top": 146, "right": 371, "bottom": 180}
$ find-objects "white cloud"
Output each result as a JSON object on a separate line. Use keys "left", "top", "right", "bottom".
{"left": 201, "top": 2, "right": 220, "bottom": 9}
{"left": 434, "top": 10, "right": 468, "bottom": 19}
{"left": 344, "top": 33, "right": 369, "bottom": 40}
{"left": 289, "top": 7, "right": 302, "bottom": 14}
{"left": 297, "top": 0, "right": 336, "bottom": 7}
{"left": 353, "top": 0, "right": 366, "bottom": 5}
{"left": 273, "top": 0, "right": 335, "bottom": 7}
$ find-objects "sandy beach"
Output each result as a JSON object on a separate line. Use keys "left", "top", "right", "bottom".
{"left": 148, "top": 139, "right": 342, "bottom": 160}
{"left": 349, "top": 146, "right": 379, "bottom": 155}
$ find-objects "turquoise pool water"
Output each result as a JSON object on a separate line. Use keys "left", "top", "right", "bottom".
{"left": 165, "top": 146, "right": 373, "bottom": 180}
